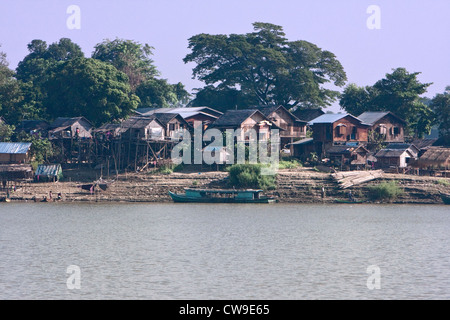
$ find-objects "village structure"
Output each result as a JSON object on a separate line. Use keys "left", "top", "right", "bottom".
{"left": 1, "top": 104, "right": 449, "bottom": 202}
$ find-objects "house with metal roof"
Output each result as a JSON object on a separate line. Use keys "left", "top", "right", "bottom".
{"left": 0, "top": 142, "right": 32, "bottom": 164}
{"left": 48, "top": 117, "right": 93, "bottom": 140}
{"left": 358, "top": 111, "right": 406, "bottom": 143}
{"left": 210, "top": 109, "right": 280, "bottom": 141}
{"left": 374, "top": 143, "right": 419, "bottom": 168}
{"left": 251, "top": 105, "right": 308, "bottom": 147}
{"left": 308, "top": 113, "right": 370, "bottom": 156}
{"left": 120, "top": 113, "right": 190, "bottom": 141}
{"left": 135, "top": 107, "right": 223, "bottom": 129}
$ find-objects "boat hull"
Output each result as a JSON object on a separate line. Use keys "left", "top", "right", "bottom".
{"left": 334, "top": 199, "right": 364, "bottom": 204}
{"left": 441, "top": 193, "right": 450, "bottom": 205}
{"left": 169, "top": 191, "right": 276, "bottom": 203}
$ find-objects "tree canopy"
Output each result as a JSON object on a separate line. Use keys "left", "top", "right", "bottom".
{"left": 43, "top": 57, "right": 139, "bottom": 126}
{"left": 340, "top": 68, "right": 433, "bottom": 138}
{"left": 430, "top": 86, "right": 450, "bottom": 145}
{"left": 93, "top": 38, "right": 190, "bottom": 108}
{"left": 92, "top": 38, "right": 158, "bottom": 91}
{"left": 184, "top": 22, "right": 347, "bottom": 111}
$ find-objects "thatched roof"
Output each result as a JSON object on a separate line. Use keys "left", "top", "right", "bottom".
{"left": 417, "top": 147, "right": 450, "bottom": 167}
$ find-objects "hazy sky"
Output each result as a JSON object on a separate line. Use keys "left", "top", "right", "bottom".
{"left": 1, "top": 0, "right": 449, "bottom": 111}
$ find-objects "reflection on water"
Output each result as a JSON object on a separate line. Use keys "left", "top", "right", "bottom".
{"left": 0, "top": 203, "right": 449, "bottom": 299}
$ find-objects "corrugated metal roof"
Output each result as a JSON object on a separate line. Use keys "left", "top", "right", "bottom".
{"left": 357, "top": 112, "right": 390, "bottom": 126}
{"left": 136, "top": 107, "right": 223, "bottom": 118}
{"left": 375, "top": 149, "right": 411, "bottom": 158}
{"left": 308, "top": 113, "right": 350, "bottom": 125}
{"left": 0, "top": 142, "right": 32, "bottom": 154}
{"left": 211, "top": 109, "right": 260, "bottom": 127}
{"left": 35, "top": 164, "right": 62, "bottom": 176}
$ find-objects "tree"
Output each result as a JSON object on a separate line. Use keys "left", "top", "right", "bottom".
{"left": 92, "top": 38, "right": 159, "bottom": 91}
{"left": 189, "top": 85, "right": 258, "bottom": 112}
{"left": 340, "top": 68, "right": 433, "bottom": 138}
{"left": 184, "top": 22, "right": 347, "bottom": 111}
{"left": 0, "top": 123, "right": 15, "bottom": 141}
{"left": 339, "top": 84, "right": 375, "bottom": 116}
{"left": 43, "top": 57, "right": 139, "bottom": 126}
{"left": 0, "top": 45, "right": 24, "bottom": 124}
{"left": 431, "top": 86, "right": 450, "bottom": 145}
{"left": 135, "top": 79, "right": 190, "bottom": 108}
{"left": 13, "top": 38, "right": 84, "bottom": 123}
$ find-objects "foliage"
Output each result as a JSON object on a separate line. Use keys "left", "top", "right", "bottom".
{"left": 430, "top": 86, "right": 450, "bottom": 146}
{"left": 0, "top": 123, "right": 15, "bottom": 141}
{"left": 92, "top": 38, "right": 159, "bottom": 91}
{"left": 43, "top": 57, "right": 139, "bottom": 126}
{"left": 184, "top": 22, "right": 347, "bottom": 111}
{"left": 278, "top": 159, "right": 302, "bottom": 169}
{"left": 227, "top": 163, "right": 276, "bottom": 190}
{"left": 135, "top": 79, "right": 190, "bottom": 108}
{"left": 368, "top": 130, "right": 388, "bottom": 152}
{"left": 14, "top": 131, "right": 53, "bottom": 163}
{"left": 435, "top": 179, "right": 450, "bottom": 186}
{"left": 367, "top": 181, "right": 404, "bottom": 201}
{"left": 9, "top": 38, "right": 85, "bottom": 124}
{"left": 340, "top": 68, "right": 433, "bottom": 138}
{"left": 189, "top": 85, "right": 258, "bottom": 113}
{"left": 0, "top": 46, "right": 24, "bottom": 124}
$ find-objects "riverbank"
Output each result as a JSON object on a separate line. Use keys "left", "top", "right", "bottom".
{"left": 3, "top": 167, "right": 449, "bottom": 204}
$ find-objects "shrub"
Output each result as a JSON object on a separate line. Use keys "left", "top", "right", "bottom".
{"left": 435, "top": 179, "right": 450, "bottom": 186}
{"left": 228, "top": 164, "right": 276, "bottom": 190}
{"left": 278, "top": 159, "right": 302, "bottom": 169}
{"left": 368, "top": 181, "right": 403, "bottom": 201}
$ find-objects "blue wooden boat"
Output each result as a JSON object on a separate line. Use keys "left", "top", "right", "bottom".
{"left": 169, "top": 188, "right": 276, "bottom": 203}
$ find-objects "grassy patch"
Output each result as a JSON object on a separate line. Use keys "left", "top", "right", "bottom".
{"left": 435, "top": 179, "right": 450, "bottom": 186}
{"left": 367, "top": 181, "right": 404, "bottom": 201}
{"left": 278, "top": 159, "right": 302, "bottom": 169}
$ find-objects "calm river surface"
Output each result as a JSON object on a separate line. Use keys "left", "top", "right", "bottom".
{"left": 0, "top": 202, "right": 449, "bottom": 300}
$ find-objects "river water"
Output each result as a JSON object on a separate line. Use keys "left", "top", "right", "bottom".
{"left": 0, "top": 202, "right": 449, "bottom": 300}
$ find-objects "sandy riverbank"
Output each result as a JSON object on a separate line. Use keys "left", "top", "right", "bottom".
{"left": 3, "top": 166, "right": 449, "bottom": 204}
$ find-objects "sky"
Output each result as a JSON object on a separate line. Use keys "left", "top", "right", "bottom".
{"left": 0, "top": 0, "right": 449, "bottom": 112}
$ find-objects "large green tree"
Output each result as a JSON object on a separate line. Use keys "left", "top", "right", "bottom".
{"left": 0, "top": 45, "right": 24, "bottom": 124}
{"left": 184, "top": 22, "right": 347, "bottom": 110}
{"left": 135, "top": 79, "right": 190, "bottom": 108}
{"left": 43, "top": 57, "right": 139, "bottom": 126}
{"left": 93, "top": 38, "right": 190, "bottom": 107}
{"left": 12, "top": 38, "right": 85, "bottom": 122}
{"left": 340, "top": 68, "right": 433, "bottom": 138}
{"left": 92, "top": 38, "right": 158, "bottom": 91}
{"left": 431, "top": 86, "right": 450, "bottom": 145}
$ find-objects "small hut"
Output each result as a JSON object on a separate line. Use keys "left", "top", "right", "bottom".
{"left": 416, "top": 147, "right": 450, "bottom": 170}
{"left": 34, "top": 164, "right": 63, "bottom": 182}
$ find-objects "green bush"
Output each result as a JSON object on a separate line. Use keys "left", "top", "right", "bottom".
{"left": 368, "top": 181, "right": 403, "bottom": 201}
{"left": 278, "top": 159, "right": 302, "bottom": 169}
{"left": 228, "top": 164, "right": 276, "bottom": 190}
{"left": 435, "top": 179, "right": 450, "bottom": 186}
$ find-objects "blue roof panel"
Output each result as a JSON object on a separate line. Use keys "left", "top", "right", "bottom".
{"left": 308, "top": 113, "right": 349, "bottom": 125}
{"left": 0, "top": 142, "right": 32, "bottom": 154}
